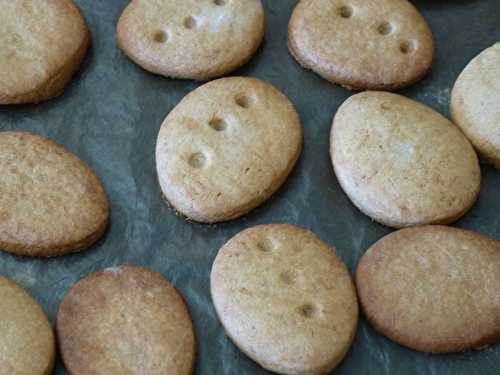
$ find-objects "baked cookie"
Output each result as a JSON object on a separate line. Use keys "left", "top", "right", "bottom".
{"left": 451, "top": 43, "right": 500, "bottom": 168}
{"left": 331, "top": 92, "right": 480, "bottom": 228}
{"left": 57, "top": 265, "right": 196, "bottom": 375}
{"left": 0, "top": 276, "right": 55, "bottom": 375}
{"left": 0, "top": 132, "right": 109, "bottom": 257}
{"left": 288, "top": 0, "right": 434, "bottom": 90}
{"left": 356, "top": 225, "right": 500, "bottom": 353}
{"left": 211, "top": 224, "right": 358, "bottom": 374}
{"left": 117, "top": 0, "right": 265, "bottom": 80}
{"left": 156, "top": 77, "right": 302, "bottom": 223}
{"left": 0, "top": 0, "right": 90, "bottom": 104}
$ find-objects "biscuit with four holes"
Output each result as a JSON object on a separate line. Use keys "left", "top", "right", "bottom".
{"left": 288, "top": 0, "right": 434, "bottom": 90}
{"left": 356, "top": 225, "right": 500, "bottom": 353}
{"left": 0, "top": 0, "right": 90, "bottom": 104}
{"left": 156, "top": 77, "right": 302, "bottom": 223}
{"left": 451, "top": 43, "right": 500, "bottom": 168}
{"left": 57, "top": 265, "right": 196, "bottom": 375}
{"left": 117, "top": 0, "right": 265, "bottom": 80}
{"left": 0, "top": 276, "right": 55, "bottom": 375}
{"left": 0, "top": 131, "right": 109, "bottom": 257}
{"left": 211, "top": 224, "right": 358, "bottom": 375}
{"left": 331, "top": 92, "right": 480, "bottom": 228}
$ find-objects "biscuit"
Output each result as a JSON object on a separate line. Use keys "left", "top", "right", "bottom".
{"left": 0, "top": 276, "right": 55, "bottom": 375}
{"left": 0, "top": 131, "right": 109, "bottom": 257}
{"left": 211, "top": 224, "right": 358, "bottom": 374}
{"left": 356, "top": 225, "right": 500, "bottom": 353}
{"left": 117, "top": 0, "right": 265, "bottom": 80}
{"left": 288, "top": 0, "right": 434, "bottom": 90}
{"left": 0, "top": 0, "right": 90, "bottom": 104}
{"left": 330, "top": 92, "right": 480, "bottom": 228}
{"left": 57, "top": 265, "right": 196, "bottom": 375}
{"left": 451, "top": 43, "right": 500, "bottom": 168}
{"left": 156, "top": 77, "right": 302, "bottom": 223}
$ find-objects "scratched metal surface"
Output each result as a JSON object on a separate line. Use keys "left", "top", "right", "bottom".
{"left": 0, "top": 1, "right": 499, "bottom": 374}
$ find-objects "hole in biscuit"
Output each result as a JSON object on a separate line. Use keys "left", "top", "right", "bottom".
{"left": 209, "top": 117, "right": 227, "bottom": 131}
{"left": 188, "top": 152, "right": 206, "bottom": 168}
{"left": 235, "top": 94, "right": 254, "bottom": 108}
{"left": 378, "top": 22, "right": 392, "bottom": 35}
{"left": 257, "top": 238, "right": 275, "bottom": 252}
{"left": 153, "top": 30, "right": 168, "bottom": 43}
{"left": 338, "top": 5, "right": 353, "bottom": 18}
{"left": 183, "top": 16, "right": 197, "bottom": 29}
{"left": 400, "top": 40, "right": 413, "bottom": 54}
{"left": 214, "top": 0, "right": 226, "bottom": 5}
{"left": 299, "top": 303, "right": 316, "bottom": 318}
{"left": 280, "top": 270, "right": 296, "bottom": 284}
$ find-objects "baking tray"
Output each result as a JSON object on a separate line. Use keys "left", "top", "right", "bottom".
{"left": 1, "top": 1, "right": 499, "bottom": 374}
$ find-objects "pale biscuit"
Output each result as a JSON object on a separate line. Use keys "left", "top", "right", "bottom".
{"left": 156, "top": 77, "right": 302, "bottom": 223}
{"left": 0, "top": 132, "right": 109, "bottom": 257}
{"left": 117, "top": 0, "right": 265, "bottom": 80}
{"left": 451, "top": 43, "right": 500, "bottom": 168}
{"left": 356, "top": 225, "right": 500, "bottom": 353}
{"left": 211, "top": 224, "right": 358, "bottom": 375}
{"left": 288, "top": 0, "right": 434, "bottom": 90}
{"left": 331, "top": 92, "right": 480, "bottom": 228}
{"left": 0, "top": 276, "right": 55, "bottom": 375}
{"left": 57, "top": 265, "right": 196, "bottom": 375}
{"left": 0, "top": 0, "right": 90, "bottom": 104}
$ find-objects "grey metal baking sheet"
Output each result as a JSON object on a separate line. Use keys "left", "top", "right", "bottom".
{"left": 1, "top": 0, "right": 499, "bottom": 374}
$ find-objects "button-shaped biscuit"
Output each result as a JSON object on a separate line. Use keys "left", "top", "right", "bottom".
{"left": 156, "top": 77, "right": 303, "bottom": 223}
{"left": 288, "top": 0, "right": 434, "bottom": 90}
{"left": 211, "top": 224, "right": 359, "bottom": 375}
{"left": 451, "top": 43, "right": 500, "bottom": 168}
{"left": 0, "top": 276, "right": 55, "bottom": 375}
{"left": 0, "top": 132, "right": 109, "bottom": 257}
{"left": 0, "top": 0, "right": 90, "bottom": 104}
{"left": 57, "top": 265, "right": 196, "bottom": 375}
{"left": 117, "top": 0, "right": 265, "bottom": 80}
{"left": 356, "top": 225, "right": 500, "bottom": 353}
{"left": 331, "top": 92, "right": 480, "bottom": 228}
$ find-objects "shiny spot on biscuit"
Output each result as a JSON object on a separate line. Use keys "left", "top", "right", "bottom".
{"left": 378, "top": 22, "right": 392, "bottom": 35}
{"left": 209, "top": 117, "right": 227, "bottom": 131}
{"left": 183, "top": 16, "right": 197, "bottom": 29}
{"left": 188, "top": 152, "right": 206, "bottom": 168}
{"left": 338, "top": 5, "right": 353, "bottom": 18}
{"left": 153, "top": 30, "right": 168, "bottom": 43}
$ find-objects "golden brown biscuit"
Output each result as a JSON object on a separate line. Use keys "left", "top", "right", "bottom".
{"left": 57, "top": 265, "right": 196, "bottom": 375}
{"left": 0, "top": 0, "right": 90, "bottom": 104}
{"left": 288, "top": 0, "right": 434, "bottom": 90}
{"left": 0, "top": 276, "right": 55, "bottom": 375}
{"left": 117, "top": 0, "right": 265, "bottom": 80}
{"left": 451, "top": 43, "right": 500, "bottom": 168}
{"left": 331, "top": 92, "right": 480, "bottom": 228}
{"left": 211, "top": 224, "right": 358, "bottom": 375}
{"left": 356, "top": 225, "right": 500, "bottom": 353}
{"left": 156, "top": 77, "right": 303, "bottom": 223}
{"left": 0, "top": 131, "right": 109, "bottom": 257}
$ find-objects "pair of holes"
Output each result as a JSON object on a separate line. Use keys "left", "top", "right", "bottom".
{"left": 338, "top": 6, "right": 414, "bottom": 55}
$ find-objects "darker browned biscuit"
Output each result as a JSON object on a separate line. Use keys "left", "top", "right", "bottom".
{"left": 0, "top": 276, "right": 55, "bottom": 375}
{"left": 356, "top": 225, "right": 500, "bottom": 353}
{"left": 288, "top": 0, "right": 434, "bottom": 90}
{"left": 0, "top": 132, "right": 109, "bottom": 257}
{"left": 0, "top": 0, "right": 90, "bottom": 104}
{"left": 211, "top": 224, "right": 358, "bottom": 374}
{"left": 117, "top": 0, "right": 265, "bottom": 80}
{"left": 57, "top": 265, "right": 196, "bottom": 375}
